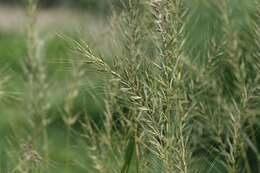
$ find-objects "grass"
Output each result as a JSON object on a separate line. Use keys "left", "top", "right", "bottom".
{"left": 1, "top": 0, "right": 260, "bottom": 173}
{"left": 0, "top": 31, "right": 104, "bottom": 173}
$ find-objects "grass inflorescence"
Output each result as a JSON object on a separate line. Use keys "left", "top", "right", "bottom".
{"left": 1, "top": 0, "right": 260, "bottom": 173}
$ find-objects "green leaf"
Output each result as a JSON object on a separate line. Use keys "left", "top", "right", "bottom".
{"left": 121, "top": 135, "right": 135, "bottom": 173}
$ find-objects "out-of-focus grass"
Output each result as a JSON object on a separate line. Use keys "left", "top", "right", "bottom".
{"left": 0, "top": 33, "right": 65, "bottom": 117}
{"left": 0, "top": 32, "right": 67, "bottom": 78}
{"left": 0, "top": 31, "right": 105, "bottom": 173}
{"left": 0, "top": 29, "right": 112, "bottom": 124}
{"left": 0, "top": 32, "right": 26, "bottom": 72}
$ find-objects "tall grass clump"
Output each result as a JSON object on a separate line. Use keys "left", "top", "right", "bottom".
{"left": 76, "top": 0, "right": 260, "bottom": 172}
{"left": 2, "top": 0, "right": 260, "bottom": 172}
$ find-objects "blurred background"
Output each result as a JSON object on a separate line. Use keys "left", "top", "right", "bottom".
{"left": 0, "top": 1, "right": 124, "bottom": 172}
{"left": 0, "top": 0, "right": 125, "bottom": 32}
{"left": 0, "top": 0, "right": 124, "bottom": 11}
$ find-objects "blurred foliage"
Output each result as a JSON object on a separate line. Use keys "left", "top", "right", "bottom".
{"left": 0, "top": 32, "right": 104, "bottom": 173}
{"left": 0, "top": 0, "right": 127, "bottom": 13}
